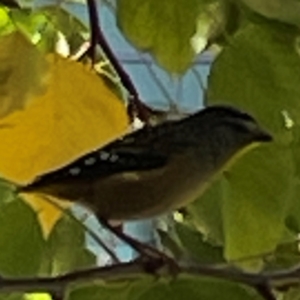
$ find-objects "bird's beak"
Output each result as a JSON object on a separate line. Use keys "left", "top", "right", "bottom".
{"left": 254, "top": 128, "right": 273, "bottom": 142}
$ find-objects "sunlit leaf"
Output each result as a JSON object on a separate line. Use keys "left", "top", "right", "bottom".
{"left": 0, "top": 53, "right": 129, "bottom": 182}
{"left": 10, "top": 9, "right": 48, "bottom": 41}
{"left": 191, "top": 2, "right": 224, "bottom": 52}
{"left": 0, "top": 6, "right": 15, "bottom": 35}
{"left": 24, "top": 294, "right": 52, "bottom": 300}
{"left": 0, "top": 54, "right": 129, "bottom": 234}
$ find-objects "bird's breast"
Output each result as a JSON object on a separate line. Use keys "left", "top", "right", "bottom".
{"left": 88, "top": 153, "right": 213, "bottom": 220}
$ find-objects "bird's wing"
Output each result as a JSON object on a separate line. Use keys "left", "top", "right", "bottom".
{"left": 20, "top": 115, "right": 195, "bottom": 191}
{"left": 22, "top": 125, "right": 175, "bottom": 189}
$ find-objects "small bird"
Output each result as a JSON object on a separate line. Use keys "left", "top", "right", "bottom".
{"left": 18, "top": 105, "right": 272, "bottom": 221}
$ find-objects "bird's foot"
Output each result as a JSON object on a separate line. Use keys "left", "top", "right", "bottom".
{"left": 98, "top": 217, "right": 180, "bottom": 277}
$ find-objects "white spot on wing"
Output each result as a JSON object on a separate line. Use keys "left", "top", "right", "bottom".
{"left": 109, "top": 154, "right": 118, "bottom": 162}
{"left": 69, "top": 167, "right": 81, "bottom": 175}
{"left": 99, "top": 151, "right": 110, "bottom": 160}
{"left": 85, "top": 156, "right": 96, "bottom": 165}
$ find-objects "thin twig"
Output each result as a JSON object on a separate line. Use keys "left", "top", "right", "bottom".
{"left": 98, "top": 216, "right": 174, "bottom": 264}
{"left": 87, "top": 0, "right": 137, "bottom": 100}
{"left": 86, "top": 0, "right": 150, "bottom": 122}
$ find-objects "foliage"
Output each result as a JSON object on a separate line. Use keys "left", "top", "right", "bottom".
{"left": 0, "top": 0, "right": 298, "bottom": 300}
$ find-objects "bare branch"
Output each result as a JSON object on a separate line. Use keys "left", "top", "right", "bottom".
{"left": 1, "top": 260, "right": 300, "bottom": 299}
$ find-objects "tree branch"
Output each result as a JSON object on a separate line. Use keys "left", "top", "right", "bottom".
{"left": 1, "top": 260, "right": 300, "bottom": 298}
{"left": 255, "top": 284, "right": 277, "bottom": 300}
{"left": 0, "top": 260, "right": 151, "bottom": 295}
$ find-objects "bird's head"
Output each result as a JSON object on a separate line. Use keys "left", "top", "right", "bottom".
{"left": 182, "top": 105, "right": 273, "bottom": 165}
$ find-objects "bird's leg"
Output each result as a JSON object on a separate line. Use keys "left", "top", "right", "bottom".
{"left": 97, "top": 216, "right": 166, "bottom": 258}
{"left": 97, "top": 216, "right": 180, "bottom": 275}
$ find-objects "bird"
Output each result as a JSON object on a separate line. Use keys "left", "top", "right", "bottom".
{"left": 18, "top": 105, "right": 272, "bottom": 222}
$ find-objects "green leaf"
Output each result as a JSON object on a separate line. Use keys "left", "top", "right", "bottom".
{"left": 205, "top": 21, "right": 300, "bottom": 262}
{"left": 128, "top": 276, "right": 262, "bottom": 300}
{"left": 10, "top": 9, "right": 48, "bottom": 41}
{"left": 265, "top": 241, "right": 300, "bottom": 270}
{"left": 222, "top": 146, "right": 294, "bottom": 264}
{"left": 284, "top": 287, "right": 300, "bottom": 300}
{"left": 69, "top": 281, "right": 134, "bottom": 300}
{"left": 174, "top": 222, "right": 224, "bottom": 264}
{"left": 0, "top": 191, "right": 45, "bottom": 276}
{"left": 187, "top": 177, "right": 225, "bottom": 244}
{"left": 42, "top": 213, "right": 96, "bottom": 276}
{"left": 207, "top": 22, "right": 300, "bottom": 132}
{"left": 0, "top": 6, "right": 15, "bottom": 35}
{"left": 239, "top": 0, "right": 300, "bottom": 27}
{"left": 285, "top": 128, "right": 300, "bottom": 233}
{"left": 0, "top": 294, "right": 26, "bottom": 300}
{"left": 0, "top": 31, "right": 49, "bottom": 119}
{"left": 156, "top": 229, "right": 184, "bottom": 259}
{"left": 69, "top": 276, "right": 262, "bottom": 300}
{"left": 9, "top": 7, "right": 87, "bottom": 53}
{"left": 42, "top": 6, "right": 87, "bottom": 36}
{"left": 10, "top": 9, "right": 59, "bottom": 52}
{"left": 39, "top": 6, "right": 87, "bottom": 52}
{"left": 117, "top": 0, "right": 208, "bottom": 73}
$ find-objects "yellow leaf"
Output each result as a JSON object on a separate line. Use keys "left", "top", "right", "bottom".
{"left": 25, "top": 293, "right": 52, "bottom": 300}
{"left": 24, "top": 194, "right": 71, "bottom": 237}
{"left": 0, "top": 31, "right": 49, "bottom": 118}
{"left": 0, "top": 54, "right": 129, "bottom": 235}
